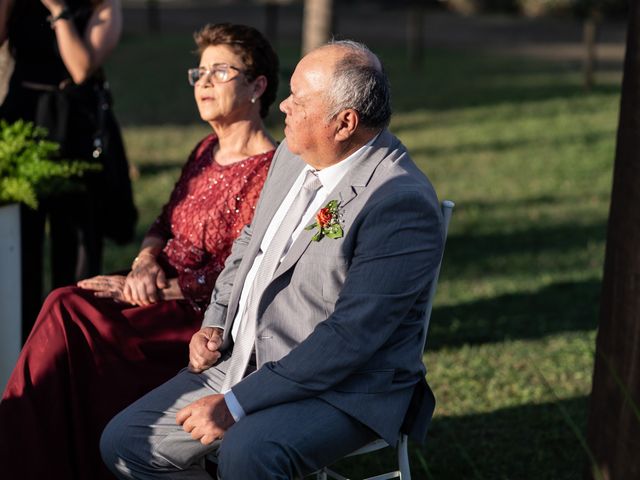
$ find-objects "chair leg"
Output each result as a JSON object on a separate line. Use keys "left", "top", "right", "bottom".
{"left": 397, "top": 435, "right": 411, "bottom": 480}
{"left": 322, "top": 467, "right": 350, "bottom": 480}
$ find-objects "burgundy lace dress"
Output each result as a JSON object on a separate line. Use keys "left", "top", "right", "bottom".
{"left": 0, "top": 134, "right": 274, "bottom": 479}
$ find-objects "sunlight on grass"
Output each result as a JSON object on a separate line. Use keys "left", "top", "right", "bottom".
{"left": 427, "top": 331, "right": 596, "bottom": 416}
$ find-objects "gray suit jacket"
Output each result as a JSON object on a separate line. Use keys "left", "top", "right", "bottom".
{"left": 202, "top": 129, "right": 443, "bottom": 445}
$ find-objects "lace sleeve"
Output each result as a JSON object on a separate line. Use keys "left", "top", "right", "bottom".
{"left": 170, "top": 148, "right": 273, "bottom": 308}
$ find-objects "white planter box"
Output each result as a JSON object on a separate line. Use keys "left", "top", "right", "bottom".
{"left": 0, "top": 203, "right": 21, "bottom": 392}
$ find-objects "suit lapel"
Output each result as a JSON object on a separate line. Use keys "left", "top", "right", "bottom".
{"left": 274, "top": 130, "right": 399, "bottom": 278}
{"left": 251, "top": 153, "right": 307, "bottom": 245}
{"left": 225, "top": 148, "right": 306, "bottom": 326}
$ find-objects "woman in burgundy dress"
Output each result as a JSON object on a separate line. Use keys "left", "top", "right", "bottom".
{"left": 0, "top": 23, "right": 279, "bottom": 479}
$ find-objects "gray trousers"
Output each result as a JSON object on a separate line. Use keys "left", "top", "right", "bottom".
{"left": 100, "top": 357, "right": 376, "bottom": 479}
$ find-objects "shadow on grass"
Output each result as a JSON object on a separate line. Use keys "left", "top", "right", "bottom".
{"left": 407, "top": 128, "right": 614, "bottom": 158}
{"left": 428, "top": 279, "right": 600, "bottom": 350}
{"left": 443, "top": 222, "right": 607, "bottom": 280}
{"left": 453, "top": 193, "right": 610, "bottom": 212}
{"left": 393, "top": 82, "right": 620, "bottom": 117}
{"left": 382, "top": 48, "right": 621, "bottom": 115}
{"left": 421, "top": 396, "right": 590, "bottom": 480}
{"left": 325, "top": 397, "right": 589, "bottom": 480}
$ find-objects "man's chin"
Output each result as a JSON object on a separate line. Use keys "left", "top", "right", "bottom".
{"left": 285, "top": 140, "right": 301, "bottom": 156}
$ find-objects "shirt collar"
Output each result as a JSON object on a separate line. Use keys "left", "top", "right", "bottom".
{"left": 306, "top": 133, "right": 380, "bottom": 192}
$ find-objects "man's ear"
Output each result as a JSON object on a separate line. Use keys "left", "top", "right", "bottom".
{"left": 334, "top": 109, "right": 359, "bottom": 142}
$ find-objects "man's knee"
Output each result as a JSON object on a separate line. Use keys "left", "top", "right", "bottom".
{"left": 217, "top": 426, "right": 296, "bottom": 480}
{"left": 101, "top": 407, "right": 195, "bottom": 477}
{"left": 100, "top": 410, "right": 162, "bottom": 477}
{"left": 100, "top": 413, "right": 126, "bottom": 475}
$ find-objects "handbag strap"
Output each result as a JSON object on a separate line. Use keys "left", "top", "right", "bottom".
{"left": 91, "top": 77, "right": 111, "bottom": 159}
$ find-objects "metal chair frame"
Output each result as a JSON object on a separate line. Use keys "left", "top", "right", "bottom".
{"left": 315, "top": 200, "right": 455, "bottom": 480}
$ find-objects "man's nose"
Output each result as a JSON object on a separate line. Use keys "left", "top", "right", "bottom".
{"left": 279, "top": 97, "right": 289, "bottom": 114}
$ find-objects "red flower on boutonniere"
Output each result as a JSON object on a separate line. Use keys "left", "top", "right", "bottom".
{"left": 305, "top": 200, "right": 344, "bottom": 241}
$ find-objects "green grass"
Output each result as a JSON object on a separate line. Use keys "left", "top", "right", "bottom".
{"left": 101, "top": 32, "right": 619, "bottom": 479}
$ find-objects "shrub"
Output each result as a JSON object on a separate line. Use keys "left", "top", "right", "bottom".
{"left": 0, "top": 120, "right": 101, "bottom": 209}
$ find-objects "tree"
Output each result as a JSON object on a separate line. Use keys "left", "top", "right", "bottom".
{"left": 574, "top": 1, "right": 604, "bottom": 91}
{"left": 302, "top": 0, "right": 334, "bottom": 54}
{"left": 407, "top": 0, "right": 426, "bottom": 71}
{"left": 585, "top": 1, "right": 640, "bottom": 478}
{"left": 581, "top": 7, "right": 599, "bottom": 91}
{"left": 146, "top": 0, "right": 160, "bottom": 33}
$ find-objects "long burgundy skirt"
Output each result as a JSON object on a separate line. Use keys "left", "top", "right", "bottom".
{"left": 0, "top": 286, "right": 202, "bottom": 479}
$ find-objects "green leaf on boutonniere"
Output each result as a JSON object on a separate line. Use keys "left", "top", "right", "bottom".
{"left": 325, "top": 199, "right": 339, "bottom": 210}
{"left": 326, "top": 224, "right": 343, "bottom": 239}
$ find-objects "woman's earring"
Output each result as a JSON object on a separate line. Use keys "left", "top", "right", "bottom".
{"left": 250, "top": 96, "right": 257, "bottom": 104}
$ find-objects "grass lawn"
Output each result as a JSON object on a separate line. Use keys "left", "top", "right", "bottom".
{"left": 102, "top": 32, "right": 620, "bottom": 479}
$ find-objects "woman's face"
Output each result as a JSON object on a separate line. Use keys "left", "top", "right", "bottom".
{"left": 194, "top": 44, "right": 256, "bottom": 125}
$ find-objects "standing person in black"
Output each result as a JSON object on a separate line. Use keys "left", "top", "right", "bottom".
{"left": 0, "top": 0, "right": 137, "bottom": 341}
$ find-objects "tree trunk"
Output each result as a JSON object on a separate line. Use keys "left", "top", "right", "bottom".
{"left": 264, "top": 2, "right": 280, "bottom": 49}
{"left": 585, "top": 2, "right": 640, "bottom": 479}
{"left": 407, "top": 2, "right": 425, "bottom": 71}
{"left": 583, "top": 14, "right": 597, "bottom": 91}
{"left": 302, "top": 0, "right": 333, "bottom": 55}
{"left": 146, "top": 0, "right": 160, "bottom": 33}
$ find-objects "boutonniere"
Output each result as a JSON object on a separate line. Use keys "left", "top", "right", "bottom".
{"left": 305, "top": 200, "right": 344, "bottom": 241}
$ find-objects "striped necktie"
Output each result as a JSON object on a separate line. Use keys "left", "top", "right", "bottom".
{"left": 222, "top": 170, "right": 322, "bottom": 390}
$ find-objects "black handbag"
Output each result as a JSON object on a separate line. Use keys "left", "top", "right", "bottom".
{"left": 89, "top": 79, "right": 138, "bottom": 244}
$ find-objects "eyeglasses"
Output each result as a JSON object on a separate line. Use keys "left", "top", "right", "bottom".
{"left": 187, "top": 64, "right": 244, "bottom": 86}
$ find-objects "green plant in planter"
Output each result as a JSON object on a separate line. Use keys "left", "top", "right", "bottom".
{"left": 0, "top": 119, "right": 101, "bottom": 209}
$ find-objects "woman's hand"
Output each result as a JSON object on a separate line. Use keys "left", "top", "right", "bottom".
{"left": 0, "top": 0, "right": 15, "bottom": 44}
{"left": 123, "top": 252, "right": 168, "bottom": 306}
{"left": 40, "top": 0, "right": 67, "bottom": 16}
{"left": 78, "top": 275, "right": 127, "bottom": 302}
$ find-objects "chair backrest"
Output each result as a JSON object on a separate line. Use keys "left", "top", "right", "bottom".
{"left": 419, "top": 200, "right": 455, "bottom": 352}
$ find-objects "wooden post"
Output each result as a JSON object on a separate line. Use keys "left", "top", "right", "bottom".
{"left": 585, "top": 1, "right": 640, "bottom": 478}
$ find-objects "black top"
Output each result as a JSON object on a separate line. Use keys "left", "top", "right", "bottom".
{"left": 1, "top": 0, "right": 138, "bottom": 246}
{"left": 7, "top": 0, "right": 94, "bottom": 85}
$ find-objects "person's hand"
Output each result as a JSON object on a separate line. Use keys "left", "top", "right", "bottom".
{"left": 123, "top": 252, "right": 168, "bottom": 306}
{"left": 77, "top": 275, "right": 127, "bottom": 302}
{"left": 40, "top": 0, "right": 67, "bottom": 16}
{"left": 176, "top": 394, "right": 235, "bottom": 445}
{"left": 188, "top": 327, "right": 223, "bottom": 373}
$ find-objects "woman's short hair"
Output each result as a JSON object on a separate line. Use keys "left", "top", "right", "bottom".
{"left": 194, "top": 23, "right": 279, "bottom": 118}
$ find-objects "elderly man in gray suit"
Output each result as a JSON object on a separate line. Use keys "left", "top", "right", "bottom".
{"left": 101, "top": 39, "right": 443, "bottom": 479}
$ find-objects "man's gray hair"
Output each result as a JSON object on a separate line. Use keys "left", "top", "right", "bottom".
{"left": 325, "top": 40, "right": 391, "bottom": 129}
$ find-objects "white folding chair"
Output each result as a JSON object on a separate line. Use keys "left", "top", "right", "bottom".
{"left": 315, "top": 200, "right": 455, "bottom": 480}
